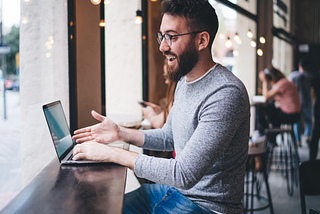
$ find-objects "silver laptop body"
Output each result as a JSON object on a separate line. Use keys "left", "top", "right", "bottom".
{"left": 43, "top": 100, "right": 105, "bottom": 164}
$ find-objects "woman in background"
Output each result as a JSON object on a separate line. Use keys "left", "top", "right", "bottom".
{"left": 141, "top": 59, "right": 177, "bottom": 158}
{"left": 257, "top": 66, "right": 301, "bottom": 145}
{"left": 142, "top": 60, "right": 177, "bottom": 129}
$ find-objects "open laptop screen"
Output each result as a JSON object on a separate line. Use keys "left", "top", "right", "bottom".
{"left": 43, "top": 101, "right": 73, "bottom": 158}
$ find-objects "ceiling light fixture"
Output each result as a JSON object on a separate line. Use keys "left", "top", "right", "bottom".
{"left": 90, "top": 0, "right": 101, "bottom": 5}
{"left": 259, "top": 36, "right": 266, "bottom": 44}
{"left": 247, "top": 29, "right": 253, "bottom": 38}
{"left": 135, "top": 10, "right": 143, "bottom": 24}
{"left": 250, "top": 40, "right": 256, "bottom": 47}
{"left": 225, "top": 37, "right": 232, "bottom": 48}
{"left": 234, "top": 33, "right": 240, "bottom": 42}
{"left": 99, "top": 20, "right": 106, "bottom": 27}
{"left": 257, "top": 48, "right": 263, "bottom": 56}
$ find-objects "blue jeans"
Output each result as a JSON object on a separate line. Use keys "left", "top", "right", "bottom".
{"left": 293, "top": 104, "right": 312, "bottom": 142}
{"left": 123, "top": 184, "right": 217, "bottom": 214}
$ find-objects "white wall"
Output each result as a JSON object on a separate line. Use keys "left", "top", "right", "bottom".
{"left": 20, "top": 0, "right": 69, "bottom": 187}
{"left": 105, "top": 0, "right": 143, "bottom": 124}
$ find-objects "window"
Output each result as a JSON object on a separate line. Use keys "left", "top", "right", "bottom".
{"left": 272, "top": 0, "right": 293, "bottom": 76}
{"left": 0, "top": 0, "right": 69, "bottom": 211}
{"left": 210, "top": 0, "right": 257, "bottom": 97}
{"left": 104, "top": 1, "right": 143, "bottom": 124}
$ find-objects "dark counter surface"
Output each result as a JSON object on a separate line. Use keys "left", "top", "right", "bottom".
{"left": 1, "top": 143, "right": 129, "bottom": 214}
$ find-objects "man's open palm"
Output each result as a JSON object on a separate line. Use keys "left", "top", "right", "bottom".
{"left": 72, "top": 110, "right": 120, "bottom": 144}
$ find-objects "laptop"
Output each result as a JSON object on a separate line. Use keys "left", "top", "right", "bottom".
{"left": 43, "top": 100, "right": 123, "bottom": 164}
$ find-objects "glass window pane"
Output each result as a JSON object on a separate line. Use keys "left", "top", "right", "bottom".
{"left": 273, "top": 0, "right": 291, "bottom": 32}
{"left": 273, "top": 0, "right": 293, "bottom": 76}
{"left": 227, "top": 0, "right": 257, "bottom": 15}
{"left": 210, "top": 1, "right": 257, "bottom": 98}
{"left": 272, "top": 36, "right": 293, "bottom": 76}
{"left": 0, "top": 0, "right": 21, "bottom": 210}
{"left": 104, "top": 0, "right": 143, "bottom": 124}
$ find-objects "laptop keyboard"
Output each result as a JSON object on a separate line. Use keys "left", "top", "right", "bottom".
{"left": 67, "top": 154, "right": 73, "bottom": 160}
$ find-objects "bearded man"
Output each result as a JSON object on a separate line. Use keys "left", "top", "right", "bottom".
{"left": 72, "top": 0, "right": 250, "bottom": 213}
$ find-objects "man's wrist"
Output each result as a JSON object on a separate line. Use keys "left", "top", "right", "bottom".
{"left": 113, "top": 147, "right": 139, "bottom": 171}
{"left": 118, "top": 126, "right": 127, "bottom": 142}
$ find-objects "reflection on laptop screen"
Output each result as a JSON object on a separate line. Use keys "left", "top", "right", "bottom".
{"left": 43, "top": 103, "right": 73, "bottom": 158}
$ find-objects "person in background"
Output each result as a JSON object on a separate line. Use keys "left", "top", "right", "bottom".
{"left": 289, "top": 58, "right": 312, "bottom": 147}
{"left": 310, "top": 70, "right": 320, "bottom": 160}
{"left": 72, "top": 0, "right": 250, "bottom": 213}
{"left": 257, "top": 66, "right": 301, "bottom": 145}
{"left": 141, "top": 59, "right": 177, "bottom": 159}
{"left": 142, "top": 59, "right": 177, "bottom": 129}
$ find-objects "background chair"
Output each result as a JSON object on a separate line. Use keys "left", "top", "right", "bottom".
{"left": 243, "top": 147, "right": 274, "bottom": 214}
{"left": 299, "top": 159, "right": 320, "bottom": 214}
{"left": 265, "top": 125, "right": 300, "bottom": 196}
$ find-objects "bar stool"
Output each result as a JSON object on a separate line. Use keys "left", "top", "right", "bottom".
{"left": 243, "top": 147, "right": 274, "bottom": 214}
{"left": 265, "top": 124, "right": 300, "bottom": 197}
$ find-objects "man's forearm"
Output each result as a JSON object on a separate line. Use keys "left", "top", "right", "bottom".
{"left": 111, "top": 147, "right": 139, "bottom": 171}
{"left": 119, "top": 126, "right": 144, "bottom": 147}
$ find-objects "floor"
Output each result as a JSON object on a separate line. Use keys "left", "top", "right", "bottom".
{"left": 250, "top": 137, "right": 320, "bottom": 214}
{"left": 0, "top": 90, "right": 320, "bottom": 213}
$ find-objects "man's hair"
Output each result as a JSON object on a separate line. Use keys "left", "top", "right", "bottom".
{"left": 299, "top": 57, "right": 310, "bottom": 70}
{"left": 161, "top": 0, "right": 219, "bottom": 51}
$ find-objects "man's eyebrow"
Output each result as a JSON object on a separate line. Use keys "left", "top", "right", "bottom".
{"left": 160, "top": 30, "right": 178, "bottom": 34}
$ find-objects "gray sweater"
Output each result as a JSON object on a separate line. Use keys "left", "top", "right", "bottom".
{"left": 135, "top": 64, "right": 250, "bottom": 213}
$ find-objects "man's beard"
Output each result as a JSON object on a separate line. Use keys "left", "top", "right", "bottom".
{"left": 166, "top": 40, "right": 199, "bottom": 82}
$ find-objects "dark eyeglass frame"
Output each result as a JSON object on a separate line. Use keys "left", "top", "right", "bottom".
{"left": 156, "top": 31, "right": 203, "bottom": 46}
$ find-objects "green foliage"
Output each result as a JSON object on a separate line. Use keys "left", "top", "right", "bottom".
{"left": 3, "top": 25, "right": 20, "bottom": 75}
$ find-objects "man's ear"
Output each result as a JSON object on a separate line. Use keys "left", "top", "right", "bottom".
{"left": 198, "top": 31, "right": 210, "bottom": 51}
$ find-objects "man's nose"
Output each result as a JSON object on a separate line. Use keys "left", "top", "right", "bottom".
{"left": 159, "top": 39, "right": 170, "bottom": 52}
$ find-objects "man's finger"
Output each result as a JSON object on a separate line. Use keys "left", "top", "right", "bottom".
{"left": 92, "top": 110, "right": 105, "bottom": 122}
{"left": 72, "top": 132, "right": 91, "bottom": 140}
{"left": 75, "top": 136, "right": 93, "bottom": 143}
{"left": 73, "top": 144, "right": 82, "bottom": 155}
{"left": 74, "top": 127, "right": 92, "bottom": 135}
{"left": 73, "top": 153, "right": 86, "bottom": 161}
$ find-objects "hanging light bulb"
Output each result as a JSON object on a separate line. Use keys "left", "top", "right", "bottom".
{"left": 234, "top": 33, "right": 240, "bottom": 42}
{"left": 90, "top": 0, "right": 101, "bottom": 5}
{"left": 250, "top": 39, "right": 256, "bottom": 47}
{"left": 234, "top": 33, "right": 242, "bottom": 44}
{"left": 225, "top": 37, "right": 232, "bottom": 48}
{"left": 135, "top": 10, "right": 143, "bottom": 24}
{"left": 99, "top": 20, "right": 106, "bottom": 27}
{"left": 247, "top": 29, "right": 253, "bottom": 38}
{"left": 257, "top": 48, "right": 263, "bottom": 56}
{"left": 233, "top": 50, "right": 238, "bottom": 56}
{"left": 259, "top": 36, "right": 266, "bottom": 44}
{"left": 22, "top": 17, "right": 28, "bottom": 24}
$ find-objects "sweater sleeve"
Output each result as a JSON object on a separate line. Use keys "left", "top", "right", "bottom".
{"left": 140, "top": 108, "right": 175, "bottom": 151}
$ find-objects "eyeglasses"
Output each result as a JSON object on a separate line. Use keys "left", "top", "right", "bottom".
{"left": 156, "top": 31, "right": 203, "bottom": 46}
